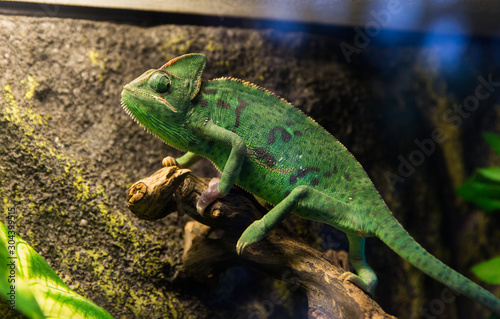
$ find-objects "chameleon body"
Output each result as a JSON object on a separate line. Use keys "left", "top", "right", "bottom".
{"left": 121, "top": 53, "right": 500, "bottom": 313}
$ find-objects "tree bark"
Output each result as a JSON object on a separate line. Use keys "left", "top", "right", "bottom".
{"left": 126, "top": 159, "right": 397, "bottom": 319}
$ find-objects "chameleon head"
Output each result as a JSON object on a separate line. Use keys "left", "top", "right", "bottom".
{"left": 120, "top": 53, "right": 207, "bottom": 146}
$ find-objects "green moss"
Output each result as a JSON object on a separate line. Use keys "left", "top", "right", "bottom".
{"left": 73, "top": 174, "right": 90, "bottom": 201}
{"left": 89, "top": 50, "right": 107, "bottom": 71}
{"left": 2, "top": 196, "right": 10, "bottom": 217}
{"left": 205, "top": 40, "right": 223, "bottom": 53}
{"left": 96, "top": 184, "right": 108, "bottom": 201}
{"left": 21, "top": 75, "right": 39, "bottom": 101}
{"left": 215, "top": 60, "right": 230, "bottom": 68}
{"left": 3, "top": 84, "right": 23, "bottom": 126}
{"left": 162, "top": 36, "right": 193, "bottom": 57}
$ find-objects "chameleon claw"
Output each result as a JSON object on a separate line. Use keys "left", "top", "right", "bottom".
{"left": 236, "top": 240, "right": 248, "bottom": 255}
{"left": 339, "top": 271, "right": 375, "bottom": 296}
{"left": 235, "top": 220, "right": 267, "bottom": 255}
{"left": 339, "top": 271, "right": 355, "bottom": 282}
{"left": 196, "top": 178, "right": 223, "bottom": 214}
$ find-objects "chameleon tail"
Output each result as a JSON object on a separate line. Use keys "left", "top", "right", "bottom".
{"left": 375, "top": 215, "right": 500, "bottom": 315}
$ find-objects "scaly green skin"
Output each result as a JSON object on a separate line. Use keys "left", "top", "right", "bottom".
{"left": 121, "top": 53, "right": 500, "bottom": 314}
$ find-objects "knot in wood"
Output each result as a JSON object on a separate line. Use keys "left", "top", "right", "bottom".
{"left": 128, "top": 182, "right": 147, "bottom": 204}
{"left": 211, "top": 209, "right": 221, "bottom": 218}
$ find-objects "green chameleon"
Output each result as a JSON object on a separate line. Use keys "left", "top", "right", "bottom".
{"left": 121, "top": 53, "right": 500, "bottom": 313}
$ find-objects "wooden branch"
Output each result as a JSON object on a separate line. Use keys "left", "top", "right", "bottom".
{"left": 126, "top": 159, "right": 396, "bottom": 319}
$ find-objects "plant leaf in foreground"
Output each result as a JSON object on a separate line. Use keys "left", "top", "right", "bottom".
{"left": 0, "top": 221, "right": 114, "bottom": 319}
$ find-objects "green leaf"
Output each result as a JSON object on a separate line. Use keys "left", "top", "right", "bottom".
{"left": 0, "top": 223, "right": 44, "bottom": 319}
{"left": 471, "top": 256, "right": 500, "bottom": 285}
{"left": 0, "top": 221, "right": 114, "bottom": 319}
{"left": 456, "top": 167, "right": 500, "bottom": 212}
{"left": 484, "top": 132, "right": 500, "bottom": 156}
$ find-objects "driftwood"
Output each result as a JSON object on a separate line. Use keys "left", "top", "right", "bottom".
{"left": 126, "top": 158, "right": 396, "bottom": 319}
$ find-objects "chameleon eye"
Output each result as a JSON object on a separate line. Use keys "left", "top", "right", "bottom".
{"left": 149, "top": 72, "right": 171, "bottom": 93}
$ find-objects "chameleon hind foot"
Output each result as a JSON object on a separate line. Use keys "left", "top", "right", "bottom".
{"left": 339, "top": 271, "right": 376, "bottom": 296}
{"left": 196, "top": 178, "right": 224, "bottom": 214}
{"left": 343, "top": 235, "right": 378, "bottom": 296}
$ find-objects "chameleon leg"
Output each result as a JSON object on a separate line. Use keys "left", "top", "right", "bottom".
{"left": 163, "top": 152, "right": 202, "bottom": 168}
{"left": 196, "top": 121, "right": 247, "bottom": 213}
{"left": 175, "top": 152, "right": 203, "bottom": 167}
{"left": 236, "top": 185, "right": 311, "bottom": 254}
{"left": 339, "top": 234, "right": 378, "bottom": 296}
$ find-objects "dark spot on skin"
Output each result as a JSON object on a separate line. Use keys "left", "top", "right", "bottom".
{"left": 298, "top": 167, "right": 320, "bottom": 178}
{"left": 285, "top": 121, "right": 295, "bottom": 126}
{"left": 352, "top": 188, "right": 358, "bottom": 193}
{"left": 250, "top": 147, "right": 276, "bottom": 168}
{"left": 323, "top": 166, "right": 338, "bottom": 177}
{"left": 198, "top": 100, "right": 208, "bottom": 108}
{"left": 289, "top": 167, "right": 320, "bottom": 185}
{"left": 203, "top": 88, "right": 218, "bottom": 95}
{"left": 310, "top": 178, "right": 319, "bottom": 187}
{"left": 267, "top": 127, "right": 291, "bottom": 145}
{"left": 216, "top": 99, "right": 230, "bottom": 109}
{"left": 344, "top": 173, "right": 352, "bottom": 181}
{"left": 415, "top": 258, "right": 421, "bottom": 265}
{"left": 293, "top": 131, "right": 302, "bottom": 136}
{"left": 232, "top": 97, "right": 250, "bottom": 132}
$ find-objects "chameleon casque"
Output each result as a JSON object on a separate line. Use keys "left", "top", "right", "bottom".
{"left": 121, "top": 53, "right": 500, "bottom": 313}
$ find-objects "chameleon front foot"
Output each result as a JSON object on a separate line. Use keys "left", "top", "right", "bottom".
{"left": 162, "top": 156, "right": 177, "bottom": 167}
{"left": 236, "top": 220, "right": 268, "bottom": 255}
{"left": 339, "top": 271, "right": 376, "bottom": 296}
{"left": 196, "top": 178, "right": 224, "bottom": 214}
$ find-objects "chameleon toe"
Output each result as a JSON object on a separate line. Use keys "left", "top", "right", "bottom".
{"left": 236, "top": 240, "right": 247, "bottom": 255}
{"left": 340, "top": 271, "right": 375, "bottom": 296}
